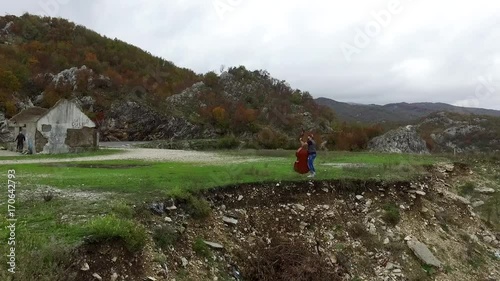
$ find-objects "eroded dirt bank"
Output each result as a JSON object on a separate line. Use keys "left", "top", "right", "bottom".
{"left": 69, "top": 163, "right": 500, "bottom": 281}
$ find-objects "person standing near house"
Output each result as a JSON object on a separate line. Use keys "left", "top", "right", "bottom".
{"left": 15, "top": 130, "right": 25, "bottom": 152}
{"left": 300, "top": 133, "right": 317, "bottom": 178}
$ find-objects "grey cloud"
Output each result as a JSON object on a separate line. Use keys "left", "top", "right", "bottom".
{"left": 1, "top": 0, "right": 500, "bottom": 109}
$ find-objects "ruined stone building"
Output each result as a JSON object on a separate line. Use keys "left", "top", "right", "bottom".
{"left": 8, "top": 99, "right": 98, "bottom": 154}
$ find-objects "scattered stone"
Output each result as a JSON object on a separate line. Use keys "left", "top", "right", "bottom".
{"left": 294, "top": 204, "right": 306, "bottom": 211}
{"left": 407, "top": 239, "right": 442, "bottom": 267}
{"left": 299, "top": 222, "right": 308, "bottom": 230}
{"left": 146, "top": 277, "right": 157, "bottom": 281}
{"left": 384, "top": 238, "right": 390, "bottom": 245}
{"left": 494, "top": 250, "right": 500, "bottom": 259}
{"left": 92, "top": 273, "right": 102, "bottom": 280}
{"left": 223, "top": 216, "right": 238, "bottom": 225}
{"left": 81, "top": 262, "right": 90, "bottom": 271}
{"left": 328, "top": 253, "right": 337, "bottom": 264}
{"left": 393, "top": 269, "right": 402, "bottom": 274}
{"left": 181, "top": 257, "right": 189, "bottom": 268}
{"left": 204, "top": 241, "right": 224, "bottom": 249}
{"left": 475, "top": 187, "right": 496, "bottom": 194}
{"left": 483, "top": 236, "right": 494, "bottom": 244}
{"left": 322, "top": 188, "right": 329, "bottom": 193}
{"left": 164, "top": 217, "right": 173, "bottom": 223}
{"left": 368, "top": 223, "right": 377, "bottom": 235}
{"left": 150, "top": 203, "right": 164, "bottom": 215}
{"left": 443, "top": 163, "right": 454, "bottom": 172}
{"left": 472, "top": 201, "right": 485, "bottom": 208}
{"left": 111, "top": 273, "right": 118, "bottom": 281}
{"left": 415, "top": 191, "right": 426, "bottom": 196}
{"left": 237, "top": 195, "right": 244, "bottom": 201}
{"left": 166, "top": 205, "right": 177, "bottom": 211}
{"left": 356, "top": 195, "right": 364, "bottom": 201}
{"left": 469, "top": 234, "right": 479, "bottom": 243}
{"left": 366, "top": 199, "right": 372, "bottom": 208}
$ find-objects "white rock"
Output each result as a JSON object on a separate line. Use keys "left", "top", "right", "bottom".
{"left": 415, "top": 191, "right": 426, "bottom": 196}
{"left": 472, "top": 201, "right": 485, "bottom": 208}
{"left": 92, "top": 273, "right": 102, "bottom": 280}
{"left": 204, "top": 241, "right": 224, "bottom": 249}
{"left": 294, "top": 204, "right": 306, "bottom": 211}
{"left": 474, "top": 187, "right": 496, "bottom": 194}
{"left": 111, "top": 273, "right": 119, "bottom": 281}
{"left": 407, "top": 239, "right": 442, "bottom": 267}
{"left": 223, "top": 216, "right": 238, "bottom": 225}
{"left": 164, "top": 217, "right": 173, "bottom": 223}
{"left": 356, "top": 195, "right": 364, "bottom": 201}
{"left": 238, "top": 195, "right": 244, "bottom": 201}
{"left": 81, "top": 263, "right": 90, "bottom": 271}
{"left": 181, "top": 257, "right": 189, "bottom": 268}
{"left": 483, "top": 236, "right": 494, "bottom": 244}
{"left": 384, "top": 238, "right": 390, "bottom": 245}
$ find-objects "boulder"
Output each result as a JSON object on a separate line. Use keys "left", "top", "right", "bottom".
{"left": 407, "top": 239, "right": 442, "bottom": 267}
{"left": 368, "top": 125, "right": 429, "bottom": 154}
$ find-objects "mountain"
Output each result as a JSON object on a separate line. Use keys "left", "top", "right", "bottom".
{"left": 316, "top": 98, "right": 500, "bottom": 124}
{"left": 367, "top": 111, "right": 500, "bottom": 154}
{"left": 0, "top": 14, "right": 336, "bottom": 146}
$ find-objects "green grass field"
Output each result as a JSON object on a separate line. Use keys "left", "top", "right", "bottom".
{"left": 0, "top": 149, "right": 448, "bottom": 280}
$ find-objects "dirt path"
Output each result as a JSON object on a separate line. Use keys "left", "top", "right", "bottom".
{"left": 0, "top": 148, "right": 256, "bottom": 165}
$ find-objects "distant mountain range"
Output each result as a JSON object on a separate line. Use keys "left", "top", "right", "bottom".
{"left": 315, "top": 98, "right": 500, "bottom": 124}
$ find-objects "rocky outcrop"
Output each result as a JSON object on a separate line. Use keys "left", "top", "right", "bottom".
{"left": 0, "top": 112, "right": 13, "bottom": 143}
{"left": 368, "top": 125, "right": 429, "bottom": 154}
{"left": 101, "top": 101, "right": 216, "bottom": 141}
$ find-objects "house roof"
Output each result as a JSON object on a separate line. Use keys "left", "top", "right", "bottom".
{"left": 8, "top": 107, "right": 49, "bottom": 125}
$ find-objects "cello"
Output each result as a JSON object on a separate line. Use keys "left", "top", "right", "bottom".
{"left": 294, "top": 130, "right": 310, "bottom": 174}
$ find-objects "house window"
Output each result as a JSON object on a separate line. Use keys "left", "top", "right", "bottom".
{"left": 42, "top": 124, "right": 52, "bottom": 132}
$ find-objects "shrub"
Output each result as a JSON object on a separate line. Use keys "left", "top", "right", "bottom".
{"left": 256, "top": 127, "right": 288, "bottom": 149}
{"left": 192, "top": 238, "right": 212, "bottom": 259}
{"left": 83, "top": 215, "right": 147, "bottom": 252}
{"left": 242, "top": 236, "right": 341, "bottom": 281}
{"left": 111, "top": 200, "right": 134, "bottom": 219}
{"left": 382, "top": 203, "right": 401, "bottom": 226}
{"left": 153, "top": 225, "right": 180, "bottom": 249}
{"left": 175, "top": 194, "right": 212, "bottom": 219}
{"left": 458, "top": 182, "right": 475, "bottom": 196}
{"left": 217, "top": 135, "right": 240, "bottom": 149}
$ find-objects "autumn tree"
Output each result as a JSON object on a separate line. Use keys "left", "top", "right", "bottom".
{"left": 0, "top": 70, "right": 21, "bottom": 92}
{"left": 212, "top": 106, "right": 228, "bottom": 128}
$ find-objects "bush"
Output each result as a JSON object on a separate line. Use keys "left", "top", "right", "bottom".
{"left": 382, "top": 203, "right": 401, "bottom": 226}
{"left": 256, "top": 127, "right": 289, "bottom": 149}
{"left": 83, "top": 215, "right": 147, "bottom": 252}
{"left": 192, "top": 238, "right": 212, "bottom": 259}
{"left": 217, "top": 135, "right": 240, "bottom": 149}
{"left": 242, "top": 236, "right": 341, "bottom": 281}
{"left": 111, "top": 200, "right": 134, "bottom": 219}
{"left": 153, "top": 225, "right": 180, "bottom": 249}
{"left": 175, "top": 194, "right": 212, "bottom": 219}
{"left": 459, "top": 182, "right": 476, "bottom": 196}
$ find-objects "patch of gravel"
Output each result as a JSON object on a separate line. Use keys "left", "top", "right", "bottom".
{"left": 18, "top": 185, "right": 114, "bottom": 202}
{"left": 0, "top": 148, "right": 253, "bottom": 165}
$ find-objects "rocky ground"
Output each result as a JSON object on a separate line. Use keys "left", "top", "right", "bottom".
{"left": 67, "top": 162, "right": 500, "bottom": 281}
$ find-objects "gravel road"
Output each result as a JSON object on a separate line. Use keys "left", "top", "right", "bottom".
{"left": 0, "top": 148, "right": 255, "bottom": 165}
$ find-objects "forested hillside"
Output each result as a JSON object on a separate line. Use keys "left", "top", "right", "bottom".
{"left": 0, "top": 14, "right": 387, "bottom": 149}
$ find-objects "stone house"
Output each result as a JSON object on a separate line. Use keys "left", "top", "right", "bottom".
{"left": 8, "top": 99, "right": 98, "bottom": 154}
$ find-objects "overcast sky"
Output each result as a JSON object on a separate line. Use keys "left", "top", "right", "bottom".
{"left": 2, "top": 0, "right": 500, "bottom": 109}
